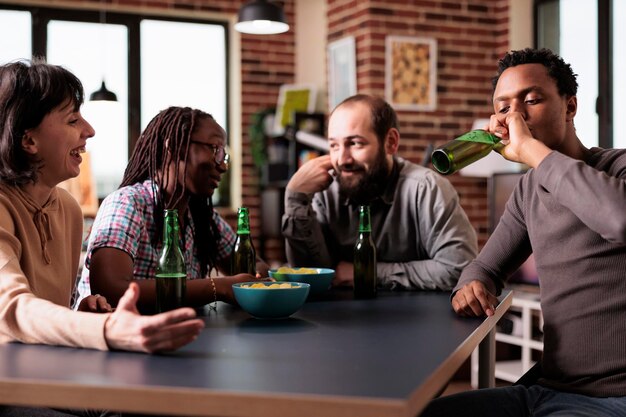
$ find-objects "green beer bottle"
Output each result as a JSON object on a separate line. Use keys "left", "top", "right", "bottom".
{"left": 353, "top": 205, "right": 377, "bottom": 299}
{"left": 231, "top": 207, "right": 256, "bottom": 275}
{"left": 431, "top": 130, "right": 503, "bottom": 175}
{"left": 156, "top": 209, "right": 187, "bottom": 313}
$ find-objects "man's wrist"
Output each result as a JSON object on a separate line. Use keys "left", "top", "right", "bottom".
{"left": 522, "top": 139, "right": 552, "bottom": 168}
{"left": 102, "top": 313, "right": 116, "bottom": 351}
{"left": 284, "top": 188, "right": 314, "bottom": 215}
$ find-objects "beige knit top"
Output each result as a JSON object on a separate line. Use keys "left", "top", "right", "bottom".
{"left": 0, "top": 183, "right": 109, "bottom": 349}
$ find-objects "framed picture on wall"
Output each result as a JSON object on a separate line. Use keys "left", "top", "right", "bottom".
{"left": 385, "top": 36, "right": 437, "bottom": 111}
{"left": 327, "top": 36, "right": 357, "bottom": 110}
{"left": 274, "top": 84, "right": 317, "bottom": 135}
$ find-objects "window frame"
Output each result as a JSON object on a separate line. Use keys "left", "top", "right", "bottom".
{"left": 534, "top": 0, "right": 614, "bottom": 148}
{"left": 1, "top": 3, "right": 232, "bottom": 205}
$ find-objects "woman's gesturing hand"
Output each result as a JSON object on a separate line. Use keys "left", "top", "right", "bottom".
{"left": 104, "top": 283, "right": 204, "bottom": 353}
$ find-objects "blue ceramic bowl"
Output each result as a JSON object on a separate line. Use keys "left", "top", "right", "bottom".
{"left": 232, "top": 282, "right": 310, "bottom": 319}
{"left": 268, "top": 268, "right": 335, "bottom": 296}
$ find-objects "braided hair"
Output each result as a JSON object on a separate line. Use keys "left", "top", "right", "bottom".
{"left": 121, "top": 106, "right": 220, "bottom": 276}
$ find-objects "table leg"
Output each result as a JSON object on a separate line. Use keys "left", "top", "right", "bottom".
{"left": 477, "top": 328, "right": 495, "bottom": 388}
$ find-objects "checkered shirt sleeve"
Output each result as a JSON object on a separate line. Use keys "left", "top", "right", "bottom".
{"left": 76, "top": 180, "right": 238, "bottom": 305}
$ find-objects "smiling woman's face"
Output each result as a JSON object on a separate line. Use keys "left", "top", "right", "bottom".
{"left": 178, "top": 116, "right": 228, "bottom": 197}
{"left": 24, "top": 100, "right": 95, "bottom": 188}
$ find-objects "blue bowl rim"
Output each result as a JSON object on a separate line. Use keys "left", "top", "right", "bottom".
{"left": 268, "top": 267, "right": 335, "bottom": 275}
{"left": 233, "top": 282, "right": 311, "bottom": 289}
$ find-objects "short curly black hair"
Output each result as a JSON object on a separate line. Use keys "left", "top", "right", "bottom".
{"left": 492, "top": 48, "right": 578, "bottom": 97}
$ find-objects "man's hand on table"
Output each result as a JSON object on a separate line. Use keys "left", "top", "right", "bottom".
{"left": 332, "top": 261, "right": 354, "bottom": 288}
{"left": 104, "top": 282, "right": 204, "bottom": 353}
{"left": 451, "top": 280, "right": 499, "bottom": 317}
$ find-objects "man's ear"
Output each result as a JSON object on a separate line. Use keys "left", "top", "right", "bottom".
{"left": 21, "top": 133, "right": 38, "bottom": 155}
{"left": 565, "top": 96, "right": 577, "bottom": 122}
{"left": 384, "top": 128, "right": 400, "bottom": 154}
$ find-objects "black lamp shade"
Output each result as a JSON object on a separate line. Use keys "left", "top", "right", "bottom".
{"left": 90, "top": 80, "right": 118, "bottom": 102}
{"left": 235, "top": 0, "right": 289, "bottom": 35}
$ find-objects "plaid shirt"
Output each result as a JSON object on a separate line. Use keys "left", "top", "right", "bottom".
{"left": 77, "top": 179, "right": 235, "bottom": 302}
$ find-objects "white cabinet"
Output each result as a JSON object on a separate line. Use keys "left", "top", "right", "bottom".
{"left": 471, "top": 288, "right": 543, "bottom": 388}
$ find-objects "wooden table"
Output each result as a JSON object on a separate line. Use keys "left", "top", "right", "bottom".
{"left": 0, "top": 289, "right": 512, "bottom": 417}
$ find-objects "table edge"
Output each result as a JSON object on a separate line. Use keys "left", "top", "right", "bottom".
{"left": 405, "top": 291, "right": 513, "bottom": 416}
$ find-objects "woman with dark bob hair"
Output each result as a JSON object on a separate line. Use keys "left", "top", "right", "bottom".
{"left": 0, "top": 59, "right": 203, "bottom": 361}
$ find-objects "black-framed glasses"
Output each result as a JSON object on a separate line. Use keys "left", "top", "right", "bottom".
{"left": 190, "top": 141, "right": 230, "bottom": 166}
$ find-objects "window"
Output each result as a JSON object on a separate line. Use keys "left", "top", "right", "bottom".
{"left": 536, "top": 0, "right": 621, "bottom": 148}
{"left": 140, "top": 20, "right": 227, "bottom": 130}
{"left": 0, "top": 10, "right": 30, "bottom": 64}
{"left": 0, "top": 5, "right": 230, "bottom": 205}
{"left": 613, "top": 0, "right": 625, "bottom": 148}
{"left": 47, "top": 20, "right": 129, "bottom": 197}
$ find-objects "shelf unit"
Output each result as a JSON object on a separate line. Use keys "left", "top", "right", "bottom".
{"left": 259, "top": 113, "right": 327, "bottom": 261}
{"left": 471, "top": 289, "right": 543, "bottom": 388}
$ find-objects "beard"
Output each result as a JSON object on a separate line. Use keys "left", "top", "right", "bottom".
{"left": 336, "top": 149, "right": 389, "bottom": 205}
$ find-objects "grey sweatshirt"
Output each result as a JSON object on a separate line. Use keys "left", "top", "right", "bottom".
{"left": 455, "top": 148, "right": 626, "bottom": 397}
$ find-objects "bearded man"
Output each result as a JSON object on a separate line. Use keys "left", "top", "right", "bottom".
{"left": 282, "top": 94, "right": 477, "bottom": 290}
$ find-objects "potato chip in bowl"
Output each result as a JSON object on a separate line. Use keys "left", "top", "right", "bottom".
{"left": 268, "top": 267, "right": 335, "bottom": 296}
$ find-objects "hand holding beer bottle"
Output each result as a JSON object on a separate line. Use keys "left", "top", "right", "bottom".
{"left": 156, "top": 209, "right": 187, "bottom": 313}
{"left": 431, "top": 130, "right": 503, "bottom": 175}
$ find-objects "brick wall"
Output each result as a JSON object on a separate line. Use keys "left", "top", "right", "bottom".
{"left": 327, "top": 0, "right": 510, "bottom": 247}
{"left": 44, "top": 0, "right": 509, "bottom": 262}
{"left": 39, "top": 0, "right": 296, "bottom": 265}
{"left": 234, "top": 1, "right": 296, "bottom": 265}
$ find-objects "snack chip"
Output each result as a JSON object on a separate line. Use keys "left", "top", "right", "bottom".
{"left": 276, "top": 267, "right": 318, "bottom": 274}
{"left": 242, "top": 283, "right": 296, "bottom": 289}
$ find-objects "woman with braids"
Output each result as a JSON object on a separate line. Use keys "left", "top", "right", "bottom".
{"left": 0, "top": 57, "right": 202, "bottom": 370}
{"left": 77, "top": 106, "right": 268, "bottom": 313}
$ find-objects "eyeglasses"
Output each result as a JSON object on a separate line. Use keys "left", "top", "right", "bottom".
{"left": 190, "top": 141, "right": 230, "bottom": 166}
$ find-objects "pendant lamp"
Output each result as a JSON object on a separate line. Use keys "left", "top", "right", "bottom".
{"left": 90, "top": 80, "right": 117, "bottom": 101}
{"left": 235, "top": 0, "right": 289, "bottom": 35}
{"left": 90, "top": 3, "right": 118, "bottom": 102}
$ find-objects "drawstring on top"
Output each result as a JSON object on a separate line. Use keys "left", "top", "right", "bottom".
{"left": 33, "top": 209, "right": 52, "bottom": 264}
{"left": 7, "top": 185, "right": 58, "bottom": 265}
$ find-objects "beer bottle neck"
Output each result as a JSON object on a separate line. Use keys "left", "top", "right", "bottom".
{"left": 163, "top": 209, "right": 180, "bottom": 247}
{"left": 237, "top": 207, "right": 251, "bottom": 234}
{"left": 358, "top": 205, "right": 372, "bottom": 233}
